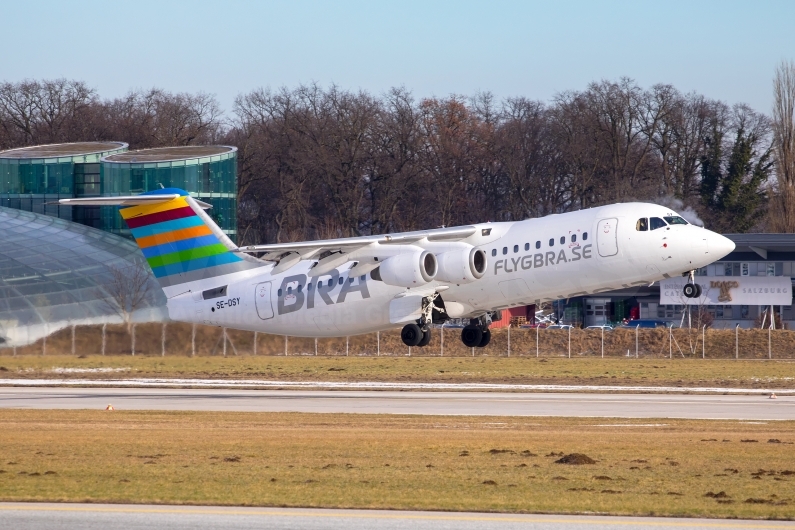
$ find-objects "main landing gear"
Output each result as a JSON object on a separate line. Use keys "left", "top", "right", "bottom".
{"left": 461, "top": 313, "right": 494, "bottom": 348}
{"left": 401, "top": 323, "right": 430, "bottom": 347}
{"left": 400, "top": 292, "right": 442, "bottom": 347}
{"left": 682, "top": 270, "right": 702, "bottom": 298}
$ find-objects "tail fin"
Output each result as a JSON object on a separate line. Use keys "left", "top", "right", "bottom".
{"left": 117, "top": 188, "right": 262, "bottom": 294}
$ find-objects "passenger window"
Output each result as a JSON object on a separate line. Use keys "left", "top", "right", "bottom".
{"left": 297, "top": 284, "right": 303, "bottom": 293}
{"left": 349, "top": 277, "right": 354, "bottom": 283}
{"left": 571, "top": 234, "right": 577, "bottom": 243}
{"left": 583, "top": 232, "right": 588, "bottom": 241}
{"left": 560, "top": 236, "right": 565, "bottom": 244}
{"left": 650, "top": 217, "right": 667, "bottom": 230}
{"left": 549, "top": 238, "right": 554, "bottom": 247}
{"left": 513, "top": 245, "right": 519, "bottom": 253}
{"left": 503, "top": 247, "right": 507, "bottom": 255}
{"left": 308, "top": 283, "right": 312, "bottom": 290}
{"left": 524, "top": 243, "right": 530, "bottom": 251}
{"left": 636, "top": 218, "right": 648, "bottom": 231}
{"left": 338, "top": 277, "right": 343, "bottom": 285}
{"left": 277, "top": 289, "right": 282, "bottom": 297}
{"left": 492, "top": 249, "right": 497, "bottom": 257}
{"left": 328, "top": 279, "right": 333, "bottom": 287}
{"left": 287, "top": 286, "right": 293, "bottom": 294}
{"left": 536, "top": 241, "right": 541, "bottom": 249}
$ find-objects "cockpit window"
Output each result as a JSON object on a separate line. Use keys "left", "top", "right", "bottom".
{"left": 636, "top": 218, "right": 648, "bottom": 231}
{"left": 664, "top": 216, "right": 688, "bottom": 225}
{"left": 650, "top": 217, "right": 667, "bottom": 230}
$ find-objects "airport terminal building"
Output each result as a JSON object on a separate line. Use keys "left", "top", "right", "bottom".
{"left": 555, "top": 233, "right": 795, "bottom": 329}
{"left": 0, "top": 143, "right": 238, "bottom": 242}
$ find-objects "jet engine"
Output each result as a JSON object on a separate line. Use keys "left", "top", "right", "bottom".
{"left": 434, "top": 247, "right": 487, "bottom": 284}
{"left": 378, "top": 250, "right": 437, "bottom": 287}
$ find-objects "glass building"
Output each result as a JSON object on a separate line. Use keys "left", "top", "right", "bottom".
{"left": 0, "top": 142, "right": 128, "bottom": 222}
{"left": 100, "top": 146, "right": 238, "bottom": 241}
{"left": 0, "top": 206, "right": 166, "bottom": 348}
{"left": 0, "top": 143, "right": 238, "bottom": 242}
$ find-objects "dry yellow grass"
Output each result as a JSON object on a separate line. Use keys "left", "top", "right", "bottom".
{"left": 2, "top": 354, "right": 795, "bottom": 389}
{"left": 0, "top": 410, "right": 793, "bottom": 518}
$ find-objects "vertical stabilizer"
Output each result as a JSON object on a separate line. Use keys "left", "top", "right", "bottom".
{"left": 120, "top": 188, "right": 263, "bottom": 296}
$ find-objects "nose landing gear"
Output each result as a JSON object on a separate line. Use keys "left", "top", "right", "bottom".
{"left": 682, "top": 270, "right": 702, "bottom": 298}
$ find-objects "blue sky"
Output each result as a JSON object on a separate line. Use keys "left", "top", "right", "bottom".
{"left": 5, "top": 0, "right": 794, "bottom": 115}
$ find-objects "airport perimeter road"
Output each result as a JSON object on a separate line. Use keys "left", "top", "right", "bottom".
{"left": 1, "top": 387, "right": 792, "bottom": 419}
{"left": 1, "top": 504, "right": 793, "bottom": 530}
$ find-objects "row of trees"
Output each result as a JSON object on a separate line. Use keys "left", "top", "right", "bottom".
{"left": 2, "top": 67, "right": 794, "bottom": 244}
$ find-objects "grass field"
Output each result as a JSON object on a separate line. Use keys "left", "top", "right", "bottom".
{"left": 2, "top": 355, "right": 795, "bottom": 389}
{"left": 0, "top": 410, "right": 792, "bottom": 518}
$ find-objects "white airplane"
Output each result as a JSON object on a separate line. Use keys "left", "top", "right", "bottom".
{"left": 60, "top": 189, "right": 735, "bottom": 347}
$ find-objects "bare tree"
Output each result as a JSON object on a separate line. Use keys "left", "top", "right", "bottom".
{"left": 770, "top": 60, "right": 795, "bottom": 232}
{"left": 102, "top": 262, "right": 153, "bottom": 333}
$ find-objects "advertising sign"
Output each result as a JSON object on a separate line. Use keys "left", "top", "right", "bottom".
{"left": 659, "top": 276, "right": 792, "bottom": 306}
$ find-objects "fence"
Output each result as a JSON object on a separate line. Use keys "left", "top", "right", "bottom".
{"left": 2, "top": 323, "right": 795, "bottom": 359}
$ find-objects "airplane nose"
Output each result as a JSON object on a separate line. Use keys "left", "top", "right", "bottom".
{"left": 707, "top": 231, "right": 735, "bottom": 259}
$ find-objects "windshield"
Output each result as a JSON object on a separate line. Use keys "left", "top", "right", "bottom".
{"left": 664, "top": 216, "right": 688, "bottom": 225}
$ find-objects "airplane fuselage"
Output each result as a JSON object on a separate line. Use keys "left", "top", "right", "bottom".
{"left": 165, "top": 202, "right": 733, "bottom": 337}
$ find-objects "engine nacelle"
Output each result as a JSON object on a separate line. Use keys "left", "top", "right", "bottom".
{"left": 435, "top": 247, "right": 487, "bottom": 284}
{"left": 378, "top": 251, "right": 437, "bottom": 287}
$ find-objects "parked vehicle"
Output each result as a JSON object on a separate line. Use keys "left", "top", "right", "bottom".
{"left": 545, "top": 324, "right": 574, "bottom": 330}
{"left": 620, "top": 319, "right": 670, "bottom": 329}
{"left": 585, "top": 325, "right": 614, "bottom": 331}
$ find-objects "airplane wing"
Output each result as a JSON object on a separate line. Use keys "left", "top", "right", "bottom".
{"left": 236, "top": 226, "right": 478, "bottom": 260}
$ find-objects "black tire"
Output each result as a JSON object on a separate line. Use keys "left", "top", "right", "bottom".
{"left": 693, "top": 283, "right": 702, "bottom": 298}
{"left": 417, "top": 329, "right": 431, "bottom": 347}
{"left": 478, "top": 328, "right": 491, "bottom": 348}
{"left": 461, "top": 325, "right": 483, "bottom": 347}
{"left": 683, "top": 283, "right": 697, "bottom": 298}
{"left": 401, "top": 323, "right": 423, "bottom": 346}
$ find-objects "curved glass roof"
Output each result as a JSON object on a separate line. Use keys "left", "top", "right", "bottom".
{"left": 0, "top": 206, "right": 166, "bottom": 347}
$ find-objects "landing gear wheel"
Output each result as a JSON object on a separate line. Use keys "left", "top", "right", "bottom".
{"left": 693, "top": 284, "right": 702, "bottom": 298}
{"left": 401, "top": 323, "right": 423, "bottom": 346}
{"left": 478, "top": 328, "right": 491, "bottom": 348}
{"left": 683, "top": 283, "right": 698, "bottom": 298}
{"left": 417, "top": 328, "right": 431, "bottom": 347}
{"left": 461, "top": 325, "right": 483, "bottom": 348}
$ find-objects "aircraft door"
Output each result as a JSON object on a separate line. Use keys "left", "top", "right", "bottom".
{"left": 597, "top": 218, "right": 619, "bottom": 257}
{"left": 255, "top": 282, "right": 274, "bottom": 320}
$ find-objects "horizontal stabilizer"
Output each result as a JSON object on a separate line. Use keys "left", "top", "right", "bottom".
{"left": 58, "top": 195, "right": 212, "bottom": 209}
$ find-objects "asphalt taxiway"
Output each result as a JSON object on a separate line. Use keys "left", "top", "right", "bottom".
{"left": 0, "top": 387, "right": 792, "bottom": 419}
{"left": 0, "top": 504, "right": 792, "bottom": 530}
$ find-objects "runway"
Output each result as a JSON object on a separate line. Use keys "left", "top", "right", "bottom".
{"left": 1, "top": 387, "right": 792, "bottom": 419}
{"left": 0, "top": 504, "right": 792, "bottom": 530}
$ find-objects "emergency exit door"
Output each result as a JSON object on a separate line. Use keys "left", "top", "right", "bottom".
{"left": 255, "top": 282, "right": 274, "bottom": 319}
{"left": 597, "top": 218, "right": 618, "bottom": 257}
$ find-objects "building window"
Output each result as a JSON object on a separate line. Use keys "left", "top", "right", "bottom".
{"left": 767, "top": 263, "right": 775, "bottom": 276}
{"left": 741, "top": 263, "right": 749, "bottom": 276}
{"left": 724, "top": 263, "right": 733, "bottom": 276}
